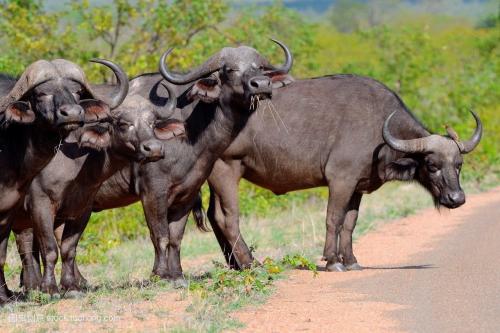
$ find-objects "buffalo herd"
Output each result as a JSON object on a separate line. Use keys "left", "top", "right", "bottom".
{"left": 0, "top": 39, "right": 482, "bottom": 303}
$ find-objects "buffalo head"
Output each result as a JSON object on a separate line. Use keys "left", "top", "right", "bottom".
{"left": 383, "top": 111, "right": 482, "bottom": 208}
{"left": 159, "top": 39, "right": 293, "bottom": 111}
{"left": 90, "top": 83, "right": 182, "bottom": 163}
{"left": 0, "top": 59, "right": 128, "bottom": 134}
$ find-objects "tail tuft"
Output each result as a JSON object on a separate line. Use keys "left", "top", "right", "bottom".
{"left": 192, "top": 191, "right": 210, "bottom": 232}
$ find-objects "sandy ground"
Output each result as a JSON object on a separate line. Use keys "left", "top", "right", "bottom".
{"left": 234, "top": 187, "right": 500, "bottom": 333}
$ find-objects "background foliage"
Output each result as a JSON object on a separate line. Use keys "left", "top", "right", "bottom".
{"left": 1, "top": 0, "right": 498, "bottom": 262}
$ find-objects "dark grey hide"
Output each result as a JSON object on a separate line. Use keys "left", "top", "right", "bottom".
{"left": 205, "top": 74, "right": 483, "bottom": 272}
{"left": 0, "top": 59, "right": 128, "bottom": 303}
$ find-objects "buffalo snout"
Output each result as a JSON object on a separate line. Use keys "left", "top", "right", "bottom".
{"left": 140, "top": 139, "right": 164, "bottom": 161}
{"left": 441, "top": 191, "right": 465, "bottom": 208}
{"left": 247, "top": 76, "right": 272, "bottom": 96}
{"left": 56, "top": 104, "right": 84, "bottom": 128}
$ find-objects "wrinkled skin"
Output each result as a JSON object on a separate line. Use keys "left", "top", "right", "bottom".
{"left": 84, "top": 43, "right": 294, "bottom": 286}
{"left": 0, "top": 59, "right": 127, "bottom": 303}
{"left": 9, "top": 91, "right": 184, "bottom": 296}
{"left": 205, "top": 74, "right": 482, "bottom": 272}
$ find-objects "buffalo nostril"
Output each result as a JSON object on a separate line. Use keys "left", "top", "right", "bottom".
{"left": 142, "top": 144, "right": 151, "bottom": 152}
{"left": 448, "top": 192, "right": 464, "bottom": 204}
{"left": 250, "top": 80, "right": 259, "bottom": 88}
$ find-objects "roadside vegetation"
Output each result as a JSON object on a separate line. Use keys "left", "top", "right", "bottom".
{"left": 0, "top": 0, "right": 498, "bottom": 332}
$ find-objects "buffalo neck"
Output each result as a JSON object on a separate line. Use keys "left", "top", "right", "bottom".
{"left": 186, "top": 96, "right": 249, "bottom": 163}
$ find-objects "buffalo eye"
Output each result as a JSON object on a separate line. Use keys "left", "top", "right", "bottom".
{"left": 37, "top": 92, "right": 52, "bottom": 100}
{"left": 427, "top": 163, "right": 439, "bottom": 173}
{"left": 223, "top": 65, "right": 237, "bottom": 74}
{"left": 118, "top": 121, "right": 132, "bottom": 132}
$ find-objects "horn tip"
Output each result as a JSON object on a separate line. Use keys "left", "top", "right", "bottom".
{"left": 90, "top": 58, "right": 105, "bottom": 64}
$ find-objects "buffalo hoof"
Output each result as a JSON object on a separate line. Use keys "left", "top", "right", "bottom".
{"left": 326, "top": 262, "right": 347, "bottom": 272}
{"left": 40, "top": 283, "right": 59, "bottom": 297}
{"left": 172, "top": 278, "right": 188, "bottom": 289}
{"left": 63, "top": 290, "right": 85, "bottom": 299}
{"left": 346, "top": 263, "right": 363, "bottom": 271}
{"left": 78, "top": 278, "right": 90, "bottom": 291}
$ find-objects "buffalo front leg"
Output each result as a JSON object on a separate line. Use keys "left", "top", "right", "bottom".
{"left": 166, "top": 213, "right": 189, "bottom": 288}
{"left": 0, "top": 218, "right": 13, "bottom": 303}
{"left": 141, "top": 189, "right": 170, "bottom": 280}
{"left": 207, "top": 161, "right": 253, "bottom": 270}
{"left": 15, "top": 227, "right": 42, "bottom": 291}
{"left": 338, "top": 192, "right": 363, "bottom": 271}
{"left": 53, "top": 221, "right": 87, "bottom": 289}
{"left": 60, "top": 211, "right": 91, "bottom": 294}
{"left": 31, "top": 201, "right": 60, "bottom": 296}
{"left": 323, "top": 181, "right": 355, "bottom": 272}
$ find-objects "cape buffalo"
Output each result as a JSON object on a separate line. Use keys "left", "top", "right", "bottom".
{"left": 8, "top": 83, "right": 191, "bottom": 297}
{"left": 12, "top": 41, "right": 294, "bottom": 290}
{"left": 205, "top": 74, "right": 482, "bottom": 272}
{"left": 81, "top": 40, "right": 294, "bottom": 286}
{"left": 0, "top": 58, "right": 128, "bottom": 303}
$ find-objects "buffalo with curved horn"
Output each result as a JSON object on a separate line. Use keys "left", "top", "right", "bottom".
{"left": 10, "top": 40, "right": 294, "bottom": 294}
{"left": 204, "top": 74, "right": 483, "bottom": 273}
{"left": 0, "top": 58, "right": 128, "bottom": 303}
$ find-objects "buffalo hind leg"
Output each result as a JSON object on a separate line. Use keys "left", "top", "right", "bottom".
{"left": 207, "top": 187, "right": 243, "bottom": 269}
{"left": 207, "top": 161, "right": 254, "bottom": 270}
{"left": 338, "top": 192, "right": 363, "bottom": 271}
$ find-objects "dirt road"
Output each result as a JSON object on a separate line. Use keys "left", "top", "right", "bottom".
{"left": 234, "top": 187, "right": 500, "bottom": 333}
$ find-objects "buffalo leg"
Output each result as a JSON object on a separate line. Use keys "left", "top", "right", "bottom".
{"left": 167, "top": 213, "right": 188, "bottom": 287}
{"left": 141, "top": 186, "right": 170, "bottom": 279}
{"left": 323, "top": 180, "right": 356, "bottom": 272}
{"left": 207, "top": 188, "right": 240, "bottom": 269}
{"left": 31, "top": 199, "right": 60, "bottom": 295}
{"left": 15, "top": 227, "right": 42, "bottom": 291}
{"left": 53, "top": 222, "right": 87, "bottom": 289}
{"left": 207, "top": 160, "right": 253, "bottom": 269}
{"left": 0, "top": 218, "right": 13, "bottom": 303}
{"left": 60, "top": 211, "right": 91, "bottom": 292}
{"left": 338, "top": 192, "right": 363, "bottom": 270}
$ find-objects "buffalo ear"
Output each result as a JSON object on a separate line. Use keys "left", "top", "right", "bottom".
{"left": 187, "top": 77, "right": 221, "bottom": 103}
{"left": 80, "top": 99, "right": 111, "bottom": 122}
{"left": 154, "top": 119, "right": 186, "bottom": 141}
{"left": 267, "top": 72, "right": 294, "bottom": 89}
{"left": 385, "top": 157, "right": 418, "bottom": 181}
{"left": 78, "top": 124, "right": 112, "bottom": 150}
{"left": 4, "top": 101, "right": 35, "bottom": 124}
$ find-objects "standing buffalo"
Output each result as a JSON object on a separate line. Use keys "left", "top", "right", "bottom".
{"left": 11, "top": 40, "right": 293, "bottom": 293}
{"left": 8, "top": 85, "right": 189, "bottom": 297}
{"left": 85, "top": 40, "right": 294, "bottom": 286}
{"left": 205, "top": 74, "right": 482, "bottom": 272}
{"left": 0, "top": 58, "right": 128, "bottom": 303}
